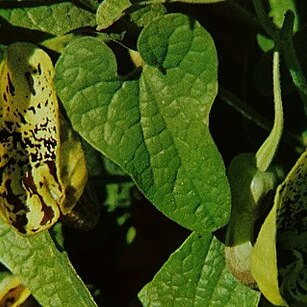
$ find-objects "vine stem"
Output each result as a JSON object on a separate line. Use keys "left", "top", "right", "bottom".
{"left": 253, "top": 0, "right": 307, "bottom": 120}
{"left": 256, "top": 51, "right": 283, "bottom": 172}
{"left": 252, "top": 0, "right": 277, "bottom": 38}
{"left": 218, "top": 86, "right": 271, "bottom": 132}
{"left": 277, "top": 12, "right": 307, "bottom": 118}
{"left": 218, "top": 87, "right": 302, "bottom": 150}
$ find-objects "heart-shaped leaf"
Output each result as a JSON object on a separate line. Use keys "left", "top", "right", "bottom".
{"left": 55, "top": 13, "right": 230, "bottom": 232}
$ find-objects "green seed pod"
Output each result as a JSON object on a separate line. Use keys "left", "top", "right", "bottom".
{"left": 226, "top": 51, "right": 283, "bottom": 292}
{"left": 225, "top": 153, "right": 276, "bottom": 287}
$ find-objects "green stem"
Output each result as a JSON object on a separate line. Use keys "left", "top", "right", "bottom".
{"left": 227, "top": 1, "right": 261, "bottom": 31}
{"left": 252, "top": 0, "right": 277, "bottom": 38}
{"left": 253, "top": 0, "right": 307, "bottom": 120}
{"left": 277, "top": 12, "right": 307, "bottom": 118}
{"left": 218, "top": 86, "right": 271, "bottom": 132}
{"left": 256, "top": 51, "right": 283, "bottom": 172}
{"left": 218, "top": 86, "right": 301, "bottom": 149}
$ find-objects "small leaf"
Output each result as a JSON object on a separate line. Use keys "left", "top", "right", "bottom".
{"left": 268, "top": 0, "right": 299, "bottom": 32}
{"left": 257, "top": 34, "right": 275, "bottom": 53}
{"left": 105, "top": 181, "right": 135, "bottom": 213}
{"left": 138, "top": 233, "right": 260, "bottom": 306}
{"left": 0, "top": 220, "right": 97, "bottom": 306}
{"left": 96, "top": 0, "right": 131, "bottom": 30}
{"left": 55, "top": 13, "right": 231, "bottom": 232}
{"left": 129, "top": 4, "right": 167, "bottom": 27}
{"left": 40, "top": 34, "right": 78, "bottom": 54}
{"left": 256, "top": 0, "right": 299, "bottom": 52}
{"left": 0, "top": 2, "right": 96, "bottom": 36}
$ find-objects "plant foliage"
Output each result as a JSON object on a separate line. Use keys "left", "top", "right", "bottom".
{"left": 0, "top": 0, "right": 306, "bottom": 306}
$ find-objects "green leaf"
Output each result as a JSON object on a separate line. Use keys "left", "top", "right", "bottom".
{"left": 105, "top": 182, "right": 134, "bottom": 212}
{"left": 55, "top": 13, "right": 230, "bottom": 232}
{"left": 96, "top": 0, "right": 132, "bottom": 30}
{"left": 130, "top": 4, "right": 167, "bottom": 27}
{"left": 255, "top": 0, "right": 299, "bottom": 52}
{"left": 138, "top": 233, "right": 260, "bottom": 306}
{"left": 256, "top": 34, "right": 275, "bottom": 53}
{"left": 40, "top": 34, "right": 78, "bottom": 54}
{"left": 95, "top": 0, "right": 225, "bottom": 31}
{"left": 0, "top": 2, "right": 96, "bottom": 36}
{"left": 268, "top": 0, "right": 299, "bottom": 31}
{"left": 0, "top": 220, "right": 97, "bottom": 306}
